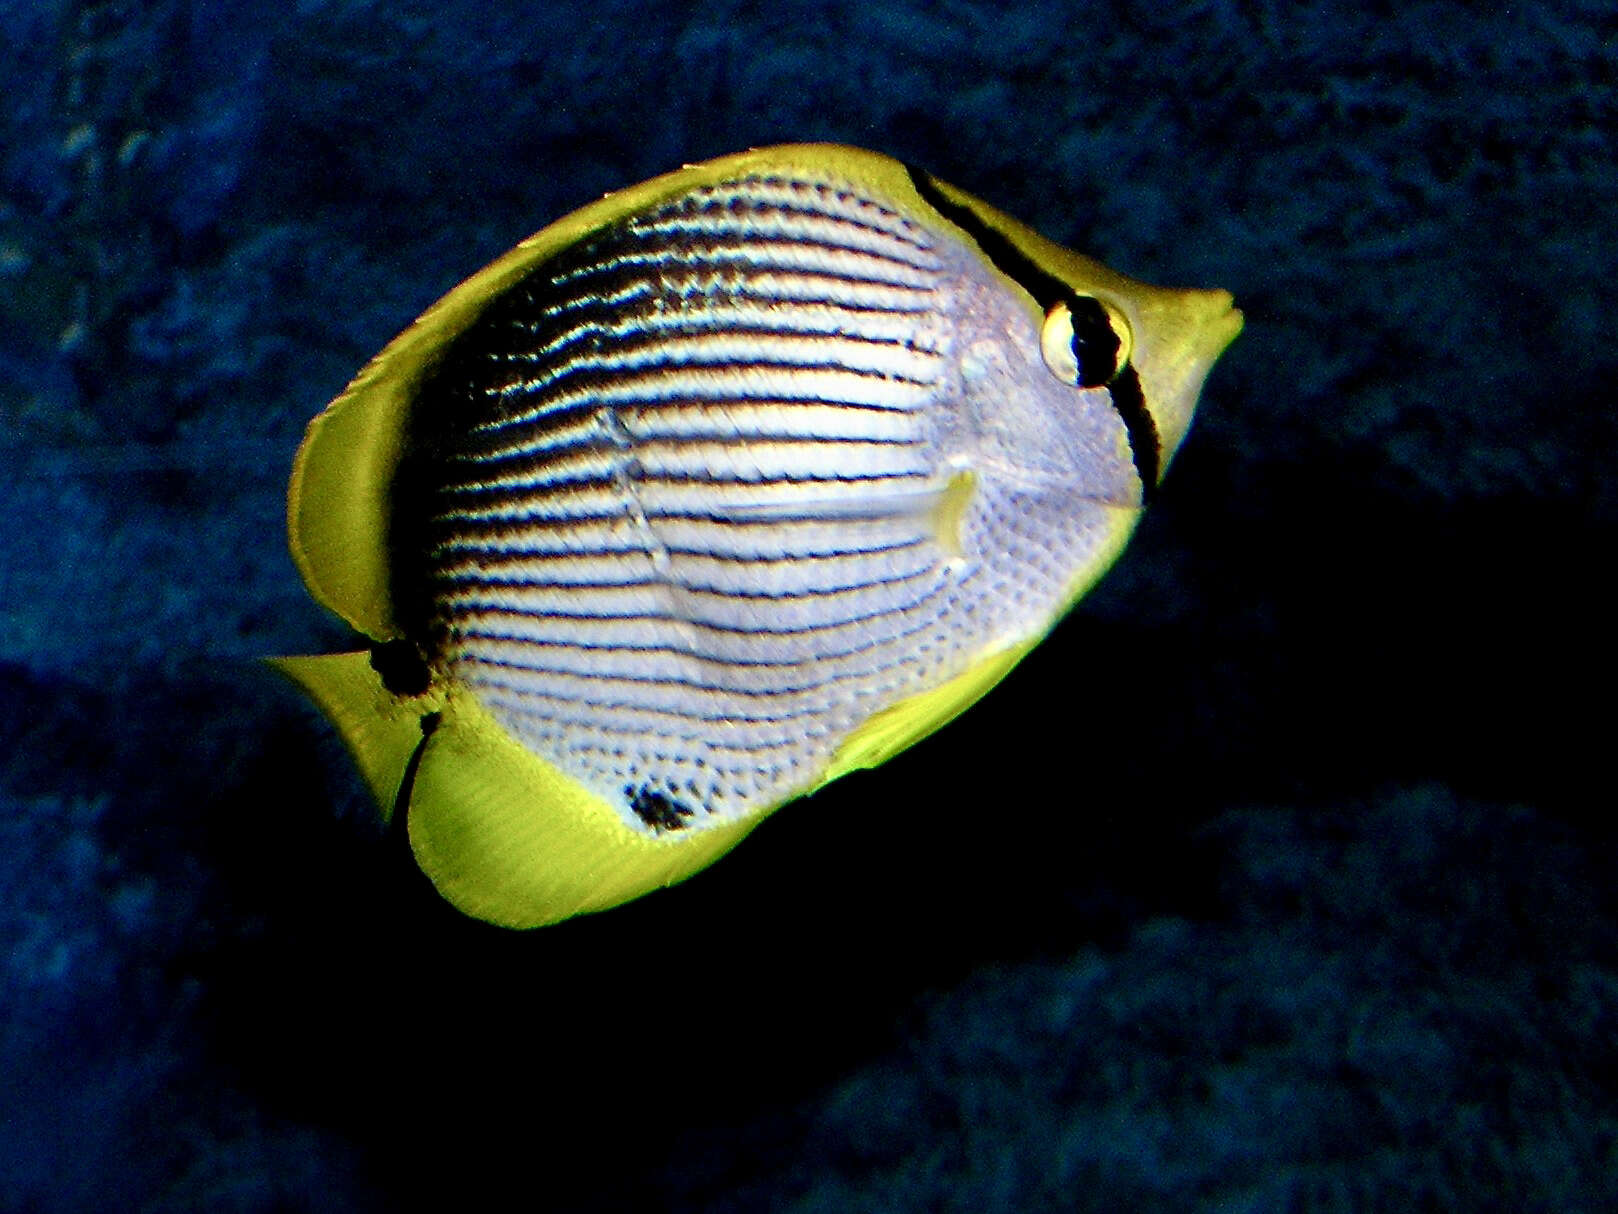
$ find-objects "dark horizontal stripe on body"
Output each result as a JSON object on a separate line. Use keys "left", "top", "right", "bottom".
{"left": 461, "top": 409, "right": 923, "bottom": 459}
{"left": 459, "top": 638, "right": 935, "bottom": 701}
{"left": 547, "top": 235, "right": 939, "bottom": 295}
{"left": 438, "top": 463, "right": 932, "bottom": 501}
{"left": 646, "top": 271, "right": 937, "bottom": 314}
{"left": 634, "top": 198, "right": 936, "bottom": 248}
{"left": 472, "top": 670, "right": 908, "bottom": 733}
{"left": 456, "top": 600, "right": 941, "bottom": 668}
{"left": 461, "top": 387, "right": 927, "bottom": 457}
{"left": 451, "top": 428, "right": 926, "bottom": 476}
{"left": 439, "top": 533, "right": 928, "bottom": 567}
{"left": 513, "top": 265, "right": 938, "bottom": 342}
{"left": 436, "top": 557, "right": 937, "bottom": 601}
{"left": 625, "top": 214, "right": 939, "bottom": 273}
{"left": 446, "top": 569, "right": 959, "bottom": 637}
{"left": 444, "top": 439, "right": 927, "bottom": 495}
{"left": 485, "top": 313, "right": 943, "bottom": 385}
{"left": 488, "top": 353, "right": 939, "bottom": 409}
{"left": 434, "top": 498, "right": 934, "bottom": 533}
{"left": 647, "top": 180, "right": 935, "bottom": 252}
{"left": 462, "top": 368, "right": 930, "bottom": 448}
{"left": 498, "top": 299, "right": 942, "bottom": 354}
{"left": 455, "top": 390, "right": 930, "bottom": 459}
{"left": 574, "top": 206, "right": 939, "bottom": 273}
{"left": 502, "top": 309, "right": 944, "bottom": 367}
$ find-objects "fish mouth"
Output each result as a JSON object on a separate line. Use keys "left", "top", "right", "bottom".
{"left": 1131, "top": 286, "right": 1243, "bottom": 472}
{"left": 1203, "top": 289, "right": 1245, "bottom": 355}
{"left": 1175, "top": 288, "right": 1244, "bottom": 368}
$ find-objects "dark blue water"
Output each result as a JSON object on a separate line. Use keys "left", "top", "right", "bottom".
{"left": 3, "top": 2, "right": 1615, "bottom": 1209}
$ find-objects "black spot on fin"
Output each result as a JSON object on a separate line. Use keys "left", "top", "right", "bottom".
{"left": 371, "top": 640, "right": 432, "bottom": 697}
{"left": 627, "top": 784, "right": 696, "bottom": 832}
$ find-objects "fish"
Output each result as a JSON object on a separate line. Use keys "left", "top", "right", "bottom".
{"left": 272, "top": 144, "right": 1242, "bottom": 928}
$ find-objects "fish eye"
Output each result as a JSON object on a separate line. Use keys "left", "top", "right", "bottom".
{"left": 1040, "top": 296, "right": 1134, "bottom": 388}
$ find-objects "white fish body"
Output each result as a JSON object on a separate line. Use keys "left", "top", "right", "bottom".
{"left": 273, "top": 145, "right": 1242, "bottom": 927}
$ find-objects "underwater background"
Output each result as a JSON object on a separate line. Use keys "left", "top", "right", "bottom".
{"left": 3, "top": 1, "right": 1615, "bottom": 1209}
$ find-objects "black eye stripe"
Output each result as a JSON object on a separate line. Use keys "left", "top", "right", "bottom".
{"left": 1108, "top": 365, "right": 1160, "bottom": 498}
{"left": 906, "top": 164, "right": 1156, "bottom": 492}
{"left": 1065, "top": 295, "right": 1121, "bottom": 388}
{"left": 904, "top": 164, "right": 1069, "bottom": 309}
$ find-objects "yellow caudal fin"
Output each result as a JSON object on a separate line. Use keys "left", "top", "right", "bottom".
{"left": 405, "top": 694, "right": 764, "bottom": 928}
{"left": 267, "top": 652, "right": 434, "bottom": 823}
{"left": 271, "top": 653, "right": 763, "bottom": 927}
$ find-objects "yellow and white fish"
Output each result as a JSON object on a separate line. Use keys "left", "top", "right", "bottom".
{"left": 273, "top": 144, "right": 1241, "bottom": 928}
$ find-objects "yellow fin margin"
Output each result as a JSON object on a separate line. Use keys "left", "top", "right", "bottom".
{"left": 270, "top": 651, "right": 763, "bottom": 927}
{"left": 815, "top": 639, "right": 1035, "bottom": 788}
{"left": 408, "top": 693, "right": 764, "bottom": 928}
{"left": 818, "top": 499, "right": 1141, "bottom": 786}
{"left": 412, "top": 629, "right": 1048, "bottom": 929}
{"left": 274, "top": 502, "right": 1143, "bottom": 928}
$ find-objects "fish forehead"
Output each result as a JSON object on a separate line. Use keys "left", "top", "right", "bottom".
{"left": 391, "top": 166, "right": 1139, "bottom": 834}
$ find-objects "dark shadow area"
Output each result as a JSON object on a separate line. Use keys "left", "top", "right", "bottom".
{"left": 6, "top": 409, "right": 1596, "bottom": 1207}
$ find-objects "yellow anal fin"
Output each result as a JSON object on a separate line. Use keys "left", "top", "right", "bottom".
{"left": 813, "top": 501, "right": 1140, "bottom": 791}
{"left": 406, "top": 694, "right": 765, "bottom": 929}
{"left": 813, "top": 635, "right": 1036, "bottom": 789}
{"left": 267, "top": 651, "right": 432, "bottom": 824}
{"left": 271, "top": 653, "right": 763, "bottom": 927}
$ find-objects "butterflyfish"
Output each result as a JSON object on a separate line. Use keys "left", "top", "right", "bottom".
{"left": 273, "top": 144, "right": 1241, "bottom": 928}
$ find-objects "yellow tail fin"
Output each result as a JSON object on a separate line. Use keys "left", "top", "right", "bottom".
{"left": 267, "top": 652, "right": 432, "bottom": 824}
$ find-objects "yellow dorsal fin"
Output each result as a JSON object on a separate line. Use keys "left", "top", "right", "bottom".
{"left": 284, "top": 243, "right": 548, "bottom": 640}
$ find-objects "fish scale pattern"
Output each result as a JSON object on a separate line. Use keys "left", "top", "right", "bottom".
{"left": 401, "top": 174, "right": 1005, "bottom": 829}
